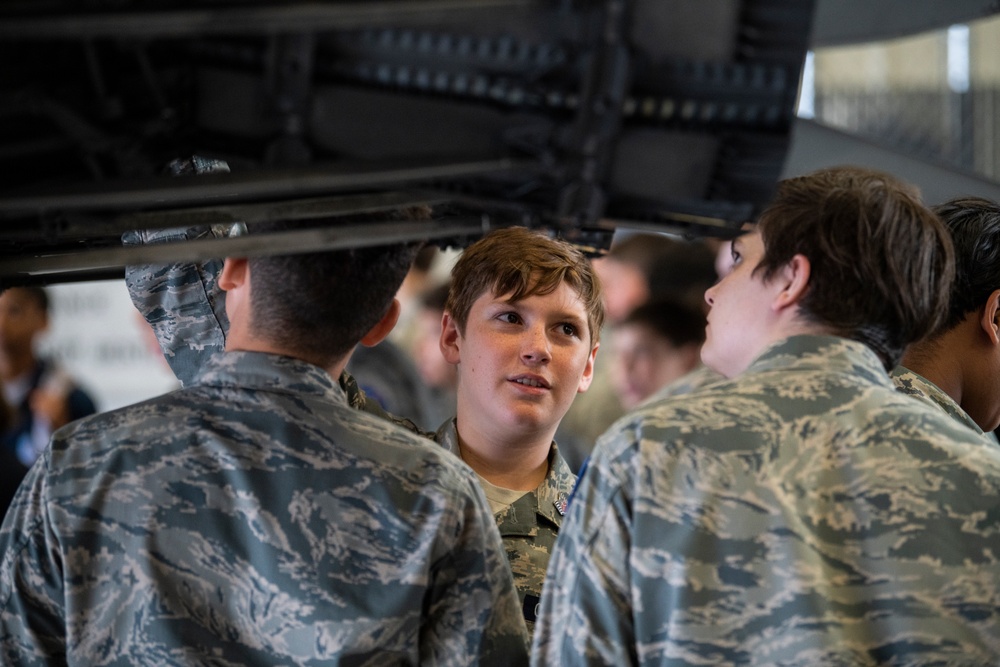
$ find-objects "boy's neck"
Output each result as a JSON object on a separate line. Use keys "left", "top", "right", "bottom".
{"left": 454, "top": 421, "right": 551, "bottom": 492}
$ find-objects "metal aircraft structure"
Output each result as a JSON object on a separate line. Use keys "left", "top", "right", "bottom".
{"left": 0, "top": 0, "right": 996, "bottom": 285}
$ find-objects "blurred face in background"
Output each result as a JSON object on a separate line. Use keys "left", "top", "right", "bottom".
{"left": 0, "top": 288, "right": 47, "bottom": 361}
{"left": 593, "top": 258, "right": 648, "bottom": 325}
{"left": 610, "top": 321, "right": 701, "bottom": 410}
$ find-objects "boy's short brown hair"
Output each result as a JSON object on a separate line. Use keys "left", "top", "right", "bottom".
{"left": 445, "top": 226, "right": 605, "bottom": 344}
{"left": 753, "top": 166, "right": 955, "bottom": 370}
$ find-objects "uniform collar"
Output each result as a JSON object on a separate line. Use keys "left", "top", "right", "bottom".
{"left": 891, "top": 365, "right": 984, "bottom": 435}
{"left": 194, "top": 350, "right": 348, "bottom": 406}
{"left": 747, "top": 335, "right": 891, "bottom": 387}
{"left": 433, "top": 417, "right": 576, "bottom": 525}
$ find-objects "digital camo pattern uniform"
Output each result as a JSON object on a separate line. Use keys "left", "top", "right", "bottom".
{"left": 0, "top": 351, "right": 529, "bottom": 665}
{"left": 122, "top": 226, "right": 231, "bottom": 387}
{"left": 891, "top": 365, "right": 987, "bottom": 435}
{"left": 532, "top": 335, "right": 1000, "bottom": 666}
{"left": 640, "top": 363, "right": 724, "bottom": 408}
{"left": 123, "top": 226, "right": 418, "bottom": 427}
{"left": 434, "top": 419, "right": 574, "bottom": 638}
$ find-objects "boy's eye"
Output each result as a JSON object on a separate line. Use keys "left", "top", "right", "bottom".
{"left": 560, "top": 323, "right": 579, "bottom": 337}
{"left": 499, "top": 312, "right": 521, "bottom": 324}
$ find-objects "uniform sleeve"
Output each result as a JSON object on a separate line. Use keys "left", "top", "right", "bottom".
{"left": 531, "top": 427, "right": 638, "bottom": 666}
{"left": 122, "top": 226, "right": 230, "bottom": 387}
{"left": 423, "top": 474, "right": 530, "bottom": 667}
{"left": 0, "top": 454, "right": 68, "bottom": 666}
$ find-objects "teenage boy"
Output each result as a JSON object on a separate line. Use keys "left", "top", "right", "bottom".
{"left": 533, "top": 167, "right": 1000, "bottom": 665}
{"left": 437, "top": 226, "right": 604, "bottom": 637}
{"left": 0, "top": 211, "right": 529, "bottom": 665}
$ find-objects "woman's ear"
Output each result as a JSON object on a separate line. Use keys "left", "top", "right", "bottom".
{"left": 772, "top": 253, "right": 811, "bottom": 313}
{"left": 360, "top": 298, "right": 401, "bottom": 347}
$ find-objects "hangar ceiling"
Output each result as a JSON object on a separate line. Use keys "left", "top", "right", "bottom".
{"left": 0, "top": 0, "right": 996, "bottom": 285}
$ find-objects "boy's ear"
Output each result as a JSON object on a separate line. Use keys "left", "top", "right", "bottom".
{"left": 439, "top": 312, "right": 462, "bottom": 365}
{"left": 772, "top": 253, "right": 811, "bottom": 313}
{"left": 360, "top": 298, "right": 401, "bottom": 347}
{"left": 980, "top": 289, "right": 1000, "bottom": 345}
{"left": 576, "top": 342, "right": 600, "bottom": 394}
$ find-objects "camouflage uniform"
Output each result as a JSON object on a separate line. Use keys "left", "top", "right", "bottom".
{"left": 0, "top": 351, "right": 529, "bottom": 665}
{"left": 891, "top": 365, "right": 986, "bottom": 435}
{"left": 533, "top": 335, "right": 1000, "bottom": 666}
{"left": 639, "top": 363, "right": 725, "bottom": 407}
{"left": 434, "top": 419, "right": 574, "bottom": 639}
{"left": 0, "top": 227, "right": 531, "bottom": 664}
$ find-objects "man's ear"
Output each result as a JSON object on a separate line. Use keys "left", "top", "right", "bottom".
{"left": 772, "top": 253, "right": 811, "bottom": 313}
{"left": 218, "top": 257, "right": 250, "bottom": 326}
{"left": 360, "top": 298, "right": 401, "bottom": 347}
{"left": 576, "top": 342, "right": 600, "bottom": 394}
{"left": 439, "top": 311, "right": 462, "bottom": 365}
{"left": 980, "top": 289, "right": 1000, "bottom": 345}
{"left": 218, "top": 257, "right": 248, "bottom": 291}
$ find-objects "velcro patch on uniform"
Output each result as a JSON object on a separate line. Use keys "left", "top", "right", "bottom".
{"left": 522, "top": 593, "right": 541, "bottom": 623}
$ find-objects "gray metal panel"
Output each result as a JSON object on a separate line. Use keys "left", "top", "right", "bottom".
{"left": 782, "top": 118, "right": 1000, "bottom": 205}
{"left": 811, "top": 0, "right": 1000, "bottom": 47}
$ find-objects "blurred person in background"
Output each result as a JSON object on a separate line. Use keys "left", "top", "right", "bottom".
{"left": 557, "top": 232, "right": 717, "bottom": 471}
{"left": 410, "top": 280, "right": 458, "bottom": 429}
{"left": 346, "top": 330, "right": 438, "bottom": 431}
{"left": 609, "top": 297, "right": 706, "bottom": 412}
{"left": 0, "top": 287, "right": 96, "bottom": 486}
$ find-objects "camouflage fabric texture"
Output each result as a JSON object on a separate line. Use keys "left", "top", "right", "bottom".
{"left": 123, "top": 226, "right": 231, "bottom": 388}
{"left": 533, "top": 335, "right": 1000, "bottom": 666}
{"left": 891, "top": 365, "right": 986, "bottom": 435}
{"left": 640, "top": 363, "right": 725, "bottom": 408}
{"left": 434, "top": 419, "right": 575, "bottom": 640}
{"left": 0, "top": 228, "right": 530, "bottom": 664}
{"left": 0, "top": 351, "right": 529, "bottom": 665}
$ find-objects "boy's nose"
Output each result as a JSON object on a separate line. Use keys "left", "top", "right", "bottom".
{"left": 521, "top": 326, "right": 551, "bottom": 363}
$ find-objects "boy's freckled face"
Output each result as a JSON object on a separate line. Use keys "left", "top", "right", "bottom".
{"left": 443, "top": 281, "right": 598, "bottom": 438}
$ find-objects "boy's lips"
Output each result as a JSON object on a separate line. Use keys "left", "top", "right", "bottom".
{"left": 509, "top": 374, "right": 551, "bottom": 389}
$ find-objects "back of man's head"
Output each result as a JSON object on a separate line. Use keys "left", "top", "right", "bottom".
{"left": 246, "top": 207, "right": 427, "bottom": 366}
{"left": 931, "top": 196, "right": 1000, "bottom": 333}
{"left": 754, "top": 166, "right": 954, "bottom": 370}
{"left": 445, "top": 226, "right": 605, "bottom": 345}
